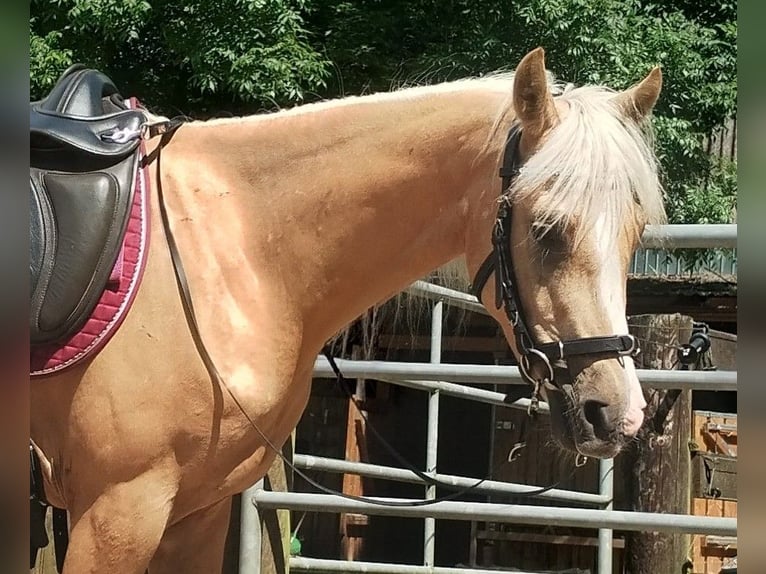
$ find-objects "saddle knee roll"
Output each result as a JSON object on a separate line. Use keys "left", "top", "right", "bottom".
{"left": 30, "top": 163, "right": 135, "bottom": 344}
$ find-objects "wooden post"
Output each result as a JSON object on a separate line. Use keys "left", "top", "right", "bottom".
{"left": 259, "top": 435, "right": 294, "bottom": 574}
{"left": 32, "top": 509, "right": 57, "bottom": 574}
{"left": 624, "top": 314, "right": 693, "bottom": 574}
{"left": 339, "top": 346, "right": 369, "bottom": 561}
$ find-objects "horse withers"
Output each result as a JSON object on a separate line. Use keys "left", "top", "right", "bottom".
{"left": 30, "top": 47, "right": 665, "bottom": 573}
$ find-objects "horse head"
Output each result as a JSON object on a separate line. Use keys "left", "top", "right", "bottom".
{"left": 469, "top": 48, "right": 666, "bottom": 458}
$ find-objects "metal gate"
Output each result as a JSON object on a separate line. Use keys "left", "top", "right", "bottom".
{"left": 240, "top": 224, "right": 737, "bottom": 574}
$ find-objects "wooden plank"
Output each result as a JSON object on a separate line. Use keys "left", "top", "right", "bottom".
{"left": 722, "top": 499, "right": 737, "bottom": 518}
{"left": 32, "top": 508, "right": 58, "bottom": 574}
{"left": 474, "top": 530, "right": 626, "bottom": 548}
{"left": 692, "top": 498, "right": 708, "bottom": 573}
{"left": 339, "top": 347, "right": 369, "bottom": 561}
{"left": 691, "top": 411, "right": 737, "bottom": 573}
{"left": 259, "top": 437, "right": 294, "bottom": 574}
{"left": 697, "top": 413, "right": 737, "bottom": 458}
{"left": 704, "top": 535, "right": 737, "bottom": 549}
{"left": 705, "top": 550, "right": 723, "bottom": 573}
{"left": 707, "top": 329, "right": 737, "bottom": 370}
{"left": 707, "top": 495, "right": 723, "bottom": 574}
{"left": 692, "top": 454, "right": 737, "bottom": 500}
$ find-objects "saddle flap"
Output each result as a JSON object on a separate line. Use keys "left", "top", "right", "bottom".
{"left": 30, "top": 154, "right": 137, "bottom": 344}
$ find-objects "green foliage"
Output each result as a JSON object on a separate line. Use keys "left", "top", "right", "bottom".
{"left": 30, "top": 27, "right": 74, "bottom": 92}
{"left": 30, "top": 0, "right": 736, "bottom": 230}
{"left": 667, "top": 157, "right": 737, "bottom": 226}
{"left": 306, "top": 0, "right": 737, "bottom": 229}
{"left": 30, "top": 0, "right": 330, "bottom": 114}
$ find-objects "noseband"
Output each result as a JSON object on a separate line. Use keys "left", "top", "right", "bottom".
{"left": 471, "top": 124, "right": 640, "bottom": 397}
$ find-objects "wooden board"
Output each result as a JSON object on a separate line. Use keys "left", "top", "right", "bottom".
{"left": 339, "top": 353, "right": 370, "bottom": 561}
{"left": 480, "top": 404, "right": 602, "bottom": 572}
{"left": 260, "top": 443, "right": 293, "bottom": 574}
{"left": 690, "top": 412, "right": 737, "bottom": 574}
{"left": 31, "top": 508, "right": 58, "bottom": 574}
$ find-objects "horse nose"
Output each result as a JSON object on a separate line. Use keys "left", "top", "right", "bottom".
{"left": 582, "top": 399, "right": 620, "bottom": 440}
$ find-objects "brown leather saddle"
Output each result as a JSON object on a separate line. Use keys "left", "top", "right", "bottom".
{"left": 30, "top": 65, "right": 147, "bottom": 344}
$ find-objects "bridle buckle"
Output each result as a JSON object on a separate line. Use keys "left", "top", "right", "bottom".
{"left": 519, "top": 348, "right": 554, "bottom": 387}
{"left": 619, "top": 334, "right": 641, "bottom": 358}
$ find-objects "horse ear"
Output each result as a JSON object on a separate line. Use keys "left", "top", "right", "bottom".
{"left": 613, "top": 67, "right": 662, "bottom": 122}
{"left": 513, "top": 47, "right": 558, "bottom": 138}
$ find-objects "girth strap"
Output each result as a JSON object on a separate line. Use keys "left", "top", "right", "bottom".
{"left": 30, "top": 443, "right": 49, "bottom": 568}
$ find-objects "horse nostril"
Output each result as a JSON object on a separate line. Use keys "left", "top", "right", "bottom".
{"left": 582, "top": 400, "right": 610, "bottom": 432}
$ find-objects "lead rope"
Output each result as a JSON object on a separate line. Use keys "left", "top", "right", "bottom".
{"left": 150, "top": 127, "right": 583, "bottom": 508}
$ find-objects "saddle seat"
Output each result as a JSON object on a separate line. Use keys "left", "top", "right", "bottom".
{"left": 30, "top": 65, "right": 147, "bottom": 345}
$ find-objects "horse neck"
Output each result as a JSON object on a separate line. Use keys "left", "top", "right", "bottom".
{"left": 179, "top": 89, "right": 505, "bottom": 353}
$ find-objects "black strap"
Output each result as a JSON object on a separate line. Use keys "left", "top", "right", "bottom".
{"left": 471, "top": 254, "right": 496, "bottom": 299}
{"left": 139, "top": 116, "right": 188, "bottom": 168}
{"left": 470, "top": 123, "right": 641, "bottom": 388}
{"left": 471, "top": 125, "right": 523, "bottom": 300}
{"left": 537, "top": 334, "right": 639, "bottom": 362}
{"left": 30, "top": 442, "right": 47, "bottom": 506}
{"left": 30, "top": 442, "right": 50, "bottom": 569}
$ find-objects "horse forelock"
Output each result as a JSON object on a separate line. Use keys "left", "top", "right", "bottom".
{"left": 508, "top": 85, "right": 667, "bottom": 247}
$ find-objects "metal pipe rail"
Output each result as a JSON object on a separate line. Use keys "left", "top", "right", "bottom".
{"left": 314, "top": 357, "right": 737, "bottom": 391}
{"left": 239, "top": 480, "right": 263, "bottom": 573}
{"left": 597, "top": 458, "right": 614, "bottom": 572}
{"left": 293, "top": 454, "right": 610, "bottom": 506}
{"left": 641, "top": 224, "right": 737, "bottom": 249}
{"left": 252, "top": 491, "right": 737, "bottom": 536}
{"left": 424, "top": 301, "right": 443, "bottom": 566}
{"left": 291, "top": 557, "right": 548, "bottom": 574}
{"left": 406, "top": 280, "right": 489, "bottom": 315}
{"left": 374, "top": 375, "right": 548, "bottom": 413}
{"left": 405, "top": 225, "right": 737, "bottom": 313}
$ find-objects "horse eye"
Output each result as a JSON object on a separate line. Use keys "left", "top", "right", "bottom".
{"left": 531, "top": 220, "right": 561, "bottom": 242}
{"left": 531, "top": 220, "right": 567, "bottom": 254}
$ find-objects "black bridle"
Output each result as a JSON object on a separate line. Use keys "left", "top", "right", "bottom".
{"left": 471, "top": 124, "right": 640, "bottom": 404}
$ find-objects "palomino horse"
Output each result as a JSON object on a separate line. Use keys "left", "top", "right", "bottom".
{"left": 31, "top": 47, "right": 665, "bottom": 572}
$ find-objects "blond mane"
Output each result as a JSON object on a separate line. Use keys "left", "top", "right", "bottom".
{"left": 184, "top": 72, "right": 665, "bottom": 293}
{"left": 509, "top": 84, "right": 667, "bottom": 246}
{"left": 197, "top": 72, "right": 663, "bottom": 248}
{"left": 236, "top": 72, "right": 665, "bottom": 350}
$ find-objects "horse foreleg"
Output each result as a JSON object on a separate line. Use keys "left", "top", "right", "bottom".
{"left": 63, "top": 469, "right": 176, "bottom": 574}
{"left": 148, "top": 497, "right": 232, "bottom": 574}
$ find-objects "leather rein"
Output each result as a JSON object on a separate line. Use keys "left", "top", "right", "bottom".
{"left": 471, "top": 123, "right": 640, "bottom": 410}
